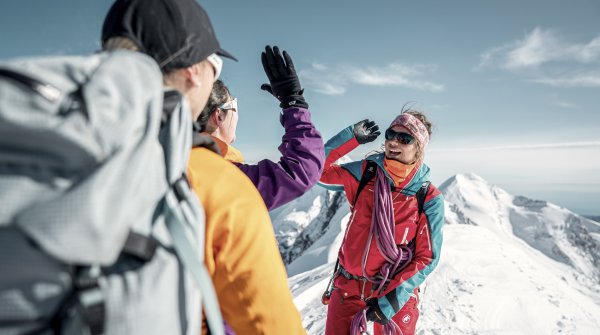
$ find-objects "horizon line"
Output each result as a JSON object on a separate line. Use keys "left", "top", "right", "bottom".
{"left": 430, "top": 141, "right": 600, "bottom": 152}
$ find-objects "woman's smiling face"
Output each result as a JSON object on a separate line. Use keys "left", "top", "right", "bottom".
{"left": 384, "top": 125, "right": 418, "bottom": 164}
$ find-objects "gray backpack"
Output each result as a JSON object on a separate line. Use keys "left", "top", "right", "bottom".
{"left": 0, "top": 51, "right": 224, "bottom": 335}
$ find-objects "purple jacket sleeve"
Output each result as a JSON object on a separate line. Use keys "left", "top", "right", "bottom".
{"left": 235, "top": 107, "right": 325, "bottom": 211}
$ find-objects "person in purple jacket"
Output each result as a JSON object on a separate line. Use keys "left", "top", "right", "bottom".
{"left": 197, "top": 45, "right": 325, "bottom": 210}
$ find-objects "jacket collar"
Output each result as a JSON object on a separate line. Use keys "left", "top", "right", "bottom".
{"left": 366, "top": 153, "right": 430, "bottom": 195}
{"left": 203, "top": 133, "right": 245, "bottom": 163}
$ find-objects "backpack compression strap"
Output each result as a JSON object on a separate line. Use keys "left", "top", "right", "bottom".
{"left": 0, "top": 68, "right": 61, "bottom": 102}
{"left": 0, "top": 68, "right": 87, "bottom": 119}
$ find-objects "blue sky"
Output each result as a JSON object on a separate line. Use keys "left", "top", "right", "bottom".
{"left": 1, "top": 0, "right": 599, "bottom": 215}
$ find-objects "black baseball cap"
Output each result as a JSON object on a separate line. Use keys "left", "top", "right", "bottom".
{"left": 102, "top": 0, "right": 236, "bottom": 72}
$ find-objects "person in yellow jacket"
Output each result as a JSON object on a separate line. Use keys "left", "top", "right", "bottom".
{"left": 188, "top": 147, "right": 305, "bottom": 334}
{"left": 101, "top": 0, "right": 306, "bottom": 334}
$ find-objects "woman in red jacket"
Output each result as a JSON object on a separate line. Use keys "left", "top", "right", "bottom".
{"left": 319, "top": 110, "right": 445, "bottom": 335}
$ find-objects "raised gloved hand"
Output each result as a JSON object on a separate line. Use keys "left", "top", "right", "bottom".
{"left": 261, "top": 45, "right": 308, "bottom": 109}
{"left": 365, "top": 298, "right": 389, "bottom": 325}
{"left": 353, "top": 119, "right": 381, "bottom": 144}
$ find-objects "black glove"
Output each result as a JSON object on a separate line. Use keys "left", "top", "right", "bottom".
{"left": 365, "top": 298, "right": 389, "bottom": 325}
{"left": 261, "top": 45, "right": 308, "bottom": 109}
{"left": 353, "top": 119, "right": 381, "bottom": 144}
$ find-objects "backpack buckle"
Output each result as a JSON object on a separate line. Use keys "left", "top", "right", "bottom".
{"left": 69, "top": 266, "right": 105, "bottom": 335}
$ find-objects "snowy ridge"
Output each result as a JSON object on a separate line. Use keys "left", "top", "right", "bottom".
{"left": 276, "top": 173, "right": 600, "bottom": 334}
{"left": 441, "top": 173, "right": 600, "bottom": 288}
{"left": 270, "top": 186, "right": 348, "bottom": 266}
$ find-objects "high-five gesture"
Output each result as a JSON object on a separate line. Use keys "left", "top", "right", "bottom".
{"left": 261, "top": 45, "right": 308, "bottom": 109}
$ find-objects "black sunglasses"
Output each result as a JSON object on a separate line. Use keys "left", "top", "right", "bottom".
{"left": 384, "top": 129, "right": 415, "bottom": 145}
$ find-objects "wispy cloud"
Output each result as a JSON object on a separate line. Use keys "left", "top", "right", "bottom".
{"left": 311, "top": 82, "right": 346, "bottom": 96}
{"left": 300, "top": 62, "right": 444, "bottom": 96}
{"left": 478, "top": 27, "right": 600, "bottom": 70}
{"left": 547, "top": 94, "right": 578, "bottom": 109}
{"left": 476, "top": 27, "right": 600, "bottom": 87}
{"left": 504, "top": 27, "right": 562, "bottom": 69}
{"left": 531, "top": 72, "right": 600, "bottom": 87}
{"left": 311, "top": 62, "right": 328, "bottom": 71}
{"left": 430, "top": 141, "right": 600, "bottom": 153}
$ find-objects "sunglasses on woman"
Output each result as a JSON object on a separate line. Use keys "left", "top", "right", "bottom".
{"left": 384, "top": 128, "right": 415, "bottom": 145}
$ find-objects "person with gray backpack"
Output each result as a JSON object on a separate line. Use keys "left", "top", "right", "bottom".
{"left": 0, "top": 0, "right": 235, "bottom": 334}
{"left": 101, "top": 0, "right": 306, "bottom": 334}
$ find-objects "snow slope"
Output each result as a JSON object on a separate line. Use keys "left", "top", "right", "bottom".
{"left": 275, "top": 173, "right": 600, "bottom": 334}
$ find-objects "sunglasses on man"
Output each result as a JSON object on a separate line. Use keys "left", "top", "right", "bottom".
{"left": 384, "top": 128, "right": 415, "bottom": 145}
{"left": 220, "top": 98, "right": 237, "bottom": 112}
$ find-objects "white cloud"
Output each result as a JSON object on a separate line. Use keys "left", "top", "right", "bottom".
{"left": 476, "top": 27, "right": 600, "bottom": 88}
{"left": 311, "top": 82, "right": 346, "bottom": 96}
{"left": 300, "top": 62, "right": 444, "bottom": 96}
{"left": 531, "top": 72, "right": 600, "bottom": 87}
{"left": 571, "top": 36, "right": 600, "bottom": 62}
{"left": 479, "top": 27, "right": 600, "bottom": 70}
{"left": 311, "top": 62, "right": 327, "bottom": 71}
{"left": 504, "top": 27, "right": 562, "bottom": 69}
{"left": 299, "top": 63, "right": 346, "bottom": 96}
{"left": 347, "top": 64, "right": 445, "bottom": 92}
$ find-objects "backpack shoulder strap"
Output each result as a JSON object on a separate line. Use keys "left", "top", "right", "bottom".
{"left": 162, "top": 90, "right": 183, "bottom": 126}
{"left": 416, "top": 181, "right": 431, "bottom": 216}
{"left": 353, "top": 160, "right": 378, "bottom": 206}
{"left": 164, "top": 177, "right": 225, "bottom": 335}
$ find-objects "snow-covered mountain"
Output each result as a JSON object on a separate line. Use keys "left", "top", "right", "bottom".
{"left": 270, "top": 186, "right": 347, "bottom": 266}
{"left": 272, "top": 173, "right": 600, "bottom": 334}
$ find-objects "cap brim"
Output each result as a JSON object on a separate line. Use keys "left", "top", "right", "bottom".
{"left": 217, "top": 48, "right": 237, "bottom": 62}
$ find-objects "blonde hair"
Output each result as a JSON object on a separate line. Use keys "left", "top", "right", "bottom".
{"left": 103, "top": 36, "right": 183, "bottom": 86}
{"left": 102, "top": 36, "right": 139, "bottom": 52}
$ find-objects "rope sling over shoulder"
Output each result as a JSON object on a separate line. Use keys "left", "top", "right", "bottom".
{"left": 322, "top": 160, "right": 430, "bottom": 305}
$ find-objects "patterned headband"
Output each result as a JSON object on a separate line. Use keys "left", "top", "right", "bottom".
{"left": 388, "top": 113, "right": 430, "bottom": 148}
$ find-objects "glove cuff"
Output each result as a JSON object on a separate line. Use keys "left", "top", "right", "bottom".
{"left": 279, "top": 94, "right": 309, "bottom": 109}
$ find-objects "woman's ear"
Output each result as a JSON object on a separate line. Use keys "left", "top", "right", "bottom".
{"left": 217, "top": 108, "right": 226, "bottom": 122}
{"left": 211, "top": 108, "right": 224, "bottom": 125}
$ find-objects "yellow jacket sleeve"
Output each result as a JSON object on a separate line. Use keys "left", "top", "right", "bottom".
{"left": 188, "top": 147, "right": 305, "bottom": 335}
